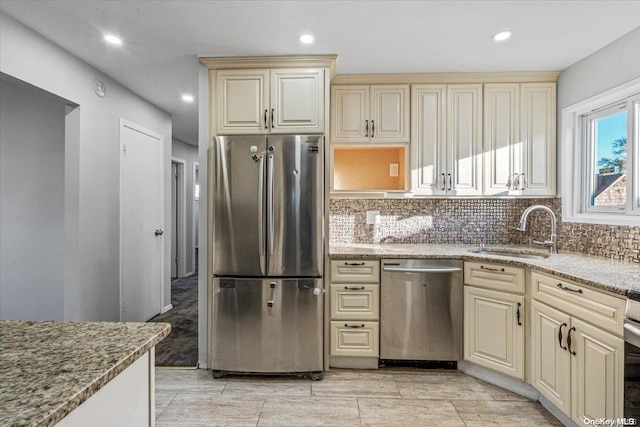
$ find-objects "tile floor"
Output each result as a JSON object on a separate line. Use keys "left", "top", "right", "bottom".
{"left": 155, "top": 368, "right": 563, "bottom": 426}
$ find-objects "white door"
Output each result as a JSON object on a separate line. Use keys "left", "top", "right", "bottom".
{"left": 120, "top": 120, "right": 164, "bottom": 322}
{"left": 171, "top": 162, "right": 178, "bottom": 279}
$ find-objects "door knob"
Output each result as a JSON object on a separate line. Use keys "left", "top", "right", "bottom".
{"left": 155, "top": 229, "right": 164, "bottom": 236}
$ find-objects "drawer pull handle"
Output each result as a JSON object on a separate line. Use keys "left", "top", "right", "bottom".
{"left": 344, "top": 262, "right": 365, "bottom": 266}
{"left": 344, "top": 286, "right": 365, "bottom": 290}
{"left": 480, "top": 265, "right": 505, "bottom": 272}
{"left": 516, "top": 302, "right": 522, "bottom": 326}
{"left": 344, "top": 324, "right": 365, "bottom": 328}
{"left": 567, "top": 326, "right": 577, "bottom": 355}
{"left": 558, "top": 323, "right": 567, "bottom": 350}
{"left": 556, "top": 283, "right": 582, "bottom": 293}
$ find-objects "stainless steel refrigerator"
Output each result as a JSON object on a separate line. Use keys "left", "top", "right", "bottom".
{"left": 211, "top": 135, "right": 324, "bottom": 379}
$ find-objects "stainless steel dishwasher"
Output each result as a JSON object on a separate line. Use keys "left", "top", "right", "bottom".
{"left": 380, "top": 259, "right": 463, "bottom": 361}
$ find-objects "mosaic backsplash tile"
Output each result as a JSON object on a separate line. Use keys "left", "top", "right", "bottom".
{"left": 329, "top": 198, "right": 639, "bottom": 263}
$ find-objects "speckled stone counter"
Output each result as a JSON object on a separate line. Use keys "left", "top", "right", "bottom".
{"left": 330, "top": 243, "right": 640, "bottom": 296}
{"left": 0, "top": 320, "right": 170, "bottom": 427}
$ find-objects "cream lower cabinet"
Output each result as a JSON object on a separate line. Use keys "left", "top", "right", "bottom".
{"left": 464, "top": 285, "right": 525, "bottom": 379}
{"left": 463, "top": 262, "right": 525, "bottom": 379}
{"left": 329, "top": 260, "right": 380, "bottom": 368}
{"left": 531, "top": 274, "right": 624, "bottom": 424}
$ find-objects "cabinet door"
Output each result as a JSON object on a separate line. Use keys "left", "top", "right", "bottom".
{"left": 330, "top": 321, "right": 379, "bottom": 357}
{"left": 464, "top": 286, "right": 525, "bottom": 379}
{"left": 447, "top": 84, "right": 483, "bottom": 196}
{"left": 531, "top": 300, "right": 572, "bottom": 415}
{"left": 370, "top": 85, "right": 410, "bottom": 143}
{"left": 520, "top": 83, "right": 556, "bottom": 196}
{"left": 217, "top": 70, "right": 270, "bottom": 134}
{"left": 571, "top": 317, "right": 624, "bottom": 424}
{"left": 411, "top": 85, "right": 447, "bottom": 195}
{"left": 331, "top": 85, "right": 369, "bottom": 143}
{"left": 483, "top": 84, "right": 520, "bottom": 196}
{"left": 270, "top": 68, "right": 324, "bottom": 134}
{"left": 330, "top": 284, "right": 379, "bottom": 321}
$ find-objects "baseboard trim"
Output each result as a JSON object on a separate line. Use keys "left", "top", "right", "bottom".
{"left": 539, "top": 394, "right": 578, "bottom": 427}
{"left": 457, "top": 360, "right": 538, "bottom": 400}
{"left": 161, "top": 304, "right": 173, "bottom": 314}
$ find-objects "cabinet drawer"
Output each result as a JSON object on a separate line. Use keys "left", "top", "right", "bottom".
{"left": 330, "top": 284, "right": 379, "bottom": 320}
{"left": 330, "top": 321, "right": 379, "bottom": 357}
{"left": 531, "top": 271, "right": 625, "bottom": 336}
{"left": 330, "top": 260, "right": 379, "bottom": 283}
{"left": 464, "top": 262, "right": 525, "bottom": 293}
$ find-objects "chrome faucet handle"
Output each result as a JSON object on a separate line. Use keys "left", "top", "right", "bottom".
{"left": 532, "top": 239, "right": 554, "bottom": 246}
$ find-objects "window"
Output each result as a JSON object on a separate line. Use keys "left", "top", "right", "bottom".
{"left": 562, "top": 78, "right": 640, "bottom": 225}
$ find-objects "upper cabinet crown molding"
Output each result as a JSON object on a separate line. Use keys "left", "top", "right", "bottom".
{"left": 332, "top": 71, "right": 560, "bottom": 85}
{"left": 199, "top": 54, "right": 338, "bottom": 80}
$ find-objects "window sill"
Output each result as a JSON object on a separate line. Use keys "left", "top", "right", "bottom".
{"left": 562, "top": 212, "right": 640, "bottom": 227}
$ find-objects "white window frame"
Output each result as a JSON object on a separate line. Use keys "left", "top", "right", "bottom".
{"left": 562, "top": 77, "right": 640, "bottom": 226}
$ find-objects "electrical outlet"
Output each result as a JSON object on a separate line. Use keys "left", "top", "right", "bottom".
{"left": 389, "top": 163, "right": 399, "bottom": 177}
{"left": 366, "top": 210, "right": 381, "bottom": 225}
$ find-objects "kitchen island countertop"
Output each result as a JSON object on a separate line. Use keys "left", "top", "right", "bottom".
{"left": 0, "top": 320, "right": 170, "bottom": 427}
{"left": 330, "top": 243, "right": 640, "bottom": 296}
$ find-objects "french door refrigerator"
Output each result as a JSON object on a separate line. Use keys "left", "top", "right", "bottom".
{"left": 211, "top": 135, "right": 324, "bottom": 379}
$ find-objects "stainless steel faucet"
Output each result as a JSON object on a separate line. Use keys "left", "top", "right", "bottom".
{"left": 516, "top": 205, "right": 558, "bottom": 253}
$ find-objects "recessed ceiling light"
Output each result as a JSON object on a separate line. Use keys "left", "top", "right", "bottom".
{"left": 103, "top": 34, "right": 122, "bottom": 46}
{"left": 299, "top": 34, "right": 314, "bottom": 44}
{"left": 182, "top": 94, "right": 195, "bottom": 103}
{"left": 492, "top": 30, "right": 513, "bottom": 42}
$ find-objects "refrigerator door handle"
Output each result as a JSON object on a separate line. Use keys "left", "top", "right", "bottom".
{"left": 267, "top": 153, "right": 275, "bottom": 256}
{"left": 257, "top": 155, "right": 265, "bottom": 259}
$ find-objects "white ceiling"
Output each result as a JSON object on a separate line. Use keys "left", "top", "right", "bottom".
{"left": 1, "top": 1, "right": 639, "bottom": 145}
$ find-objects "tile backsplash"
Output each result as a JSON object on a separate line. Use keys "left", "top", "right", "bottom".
{"left": 329, "top": 198, "right": 639, "bottom": 262}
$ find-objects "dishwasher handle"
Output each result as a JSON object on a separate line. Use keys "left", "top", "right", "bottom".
{"left": 382, "top": 266, "right": 462, "bottom": 274}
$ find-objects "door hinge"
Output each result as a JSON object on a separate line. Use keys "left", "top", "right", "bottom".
{"left": 122, "top": 299, "right": 126, "bottom": 312}
{"left": 122, "top": 143, "right": 127, "bottom": 154}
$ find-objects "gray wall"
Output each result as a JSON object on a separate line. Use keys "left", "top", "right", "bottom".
{"left": 0, "top": 79, "right": 66, "bottom": 320}
{"left": 557, "top": 26, "right": 640, "bottom": 192}
{"left": 0, "top": 12, "right": 172, "bottom": 321}
{"left": 557, "top": 26, "right": 640, "bottom": 109}
{"left": 172, "top": 138, "right": 199, "bottom": 276}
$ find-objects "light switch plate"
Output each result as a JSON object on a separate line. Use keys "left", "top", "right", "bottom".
{"left": 366, "top": 210, "right": 381, "bottom": 225}
{"left": 389, "top": 163, "right": 399, "bottom": 177}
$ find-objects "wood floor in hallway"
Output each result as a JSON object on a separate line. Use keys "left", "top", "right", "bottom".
{"left": 155, "top": 368, "right": 562, "bottom": 426}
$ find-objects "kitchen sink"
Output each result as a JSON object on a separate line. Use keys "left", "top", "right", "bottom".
{"left": 470, "top": 249, "right": 549, "bottom": 260}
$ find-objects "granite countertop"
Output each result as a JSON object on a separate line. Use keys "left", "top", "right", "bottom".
{"left": 0, "top": 320, "right": 170, "bottom": 427}
{"left": 330, "top": 243, "right": 640, "bottom": 296}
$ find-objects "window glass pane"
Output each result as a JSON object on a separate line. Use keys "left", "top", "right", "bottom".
{"left": 590, "top": 110, "right": 627, "bottom": 208}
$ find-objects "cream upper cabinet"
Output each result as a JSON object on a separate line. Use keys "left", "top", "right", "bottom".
{"left": 464, "top": 286, "right": 525, "bottom": 379}
{"left": 412, "top": 84, "right": 482, "bottom": 195}
{"left": 217, "top": 70, "right": 270, "bottom": 133}
{"left": 331, "top": 84, "right": 409, "bottom": 143}
{"left": 217, "top": 68, "right": 324, "bottom": 134}
{"left": 484, "top": 82, "right": 556, "bottom": 196}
